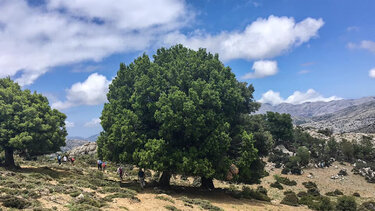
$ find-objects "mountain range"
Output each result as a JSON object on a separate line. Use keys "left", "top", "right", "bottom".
{"left": 257, "top": 96, "right": 375, "bottom": 133}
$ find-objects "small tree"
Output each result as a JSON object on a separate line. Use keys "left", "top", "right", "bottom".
{"left": 264, "top": 112, "right": 293, "bottom": 146}
{"left": 296, "top": 146, "right": 310, "bottom": 167}
{"left": 0, "top": 78, "right": 67, "bottom": 167}
{"left": 336, "top": 196, "right": 357, "bottom": 211}
{"left": 341, "top": 139, "right": 354, "bottom": 162}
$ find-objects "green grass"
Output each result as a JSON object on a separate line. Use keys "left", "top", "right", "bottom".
{"left": 155, "top": 195, "right": 175, "bottom": 203}
{"left": 180, "top": 196, "right": 223, "bottom": 211}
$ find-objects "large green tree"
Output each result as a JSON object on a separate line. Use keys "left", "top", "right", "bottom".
{"left": 98, "top": 45, "right": 261, "bottom": 187}
{"left": 264, "top": 112, "right": 294, "bottom": 146}
{"left": 0, "top": 78, "right": 67, "bottom": 167}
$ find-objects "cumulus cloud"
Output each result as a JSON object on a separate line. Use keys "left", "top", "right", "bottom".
{"left": 84, "top": 118, "right": 101, "bottom": 127}
{"left": 348, "top": 40, "right": 375, "bottom": 53}
{"left": 242, "top": 60, "right": 278, "bottom": 79}
{"left": 369, "top": 68, "right": 375, "bottom": 78}
{"left": 52, "top": 73, "right": 110, "bottom": 109}
{"left": 0, "top": 0, "right": 190, "bottom": 85}
{"left": 65, "top": 120, "right": 75, "bottom": 128}
{"left": 259, "top": 89, "right": 342, "bottom": 105}
{"left": 164, "top": 15, "right": 324, "bottom": 61}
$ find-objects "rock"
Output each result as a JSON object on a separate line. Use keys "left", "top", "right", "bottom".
{"left": 76, "top": 193, "right": 84, "bottom": 201}
{"left": 338, "top": 169, "right": 348, "bottom": 176}
{"left": 229, "top": 164, "right": 239, "bottom": 175}
{"left": 68, "top": 142, "right": 97, "bottom": 156}
{"left": 274, "top": 145, "right": 294, "bottom": 156}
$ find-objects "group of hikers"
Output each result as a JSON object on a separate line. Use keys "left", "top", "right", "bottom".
{"left": 57, "top": 154, "right": 75, "bottom": 165}
{"left": 97, "top": 159, "right": 107, "bottom": 172}
{"left": 114, "top": 164, "right": 146, "bottom": 188}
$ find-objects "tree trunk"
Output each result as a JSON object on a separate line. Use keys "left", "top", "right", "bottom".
{"left": 201, "top": 177, "right": 214, "bottom": 189}
{"left": 159, "top": 171, "right": 171, "bottom": 187}
{"left": 4, "top": 148, "right": 15, "bottom": 168}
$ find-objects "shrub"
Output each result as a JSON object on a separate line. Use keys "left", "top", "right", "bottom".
{"left": 336, "top": 196, "right": 357, "bottom": 211}
{"left": 299, "top": 195, "right": 333, "bottom": 211}
{"left": 155, "top": 195, "right": 175, "bottom": 204}
{"left": 164, "top": 205, "right": 182, "bottom": 211}
{"left": 325, "top": 189, "right": 343, "bottom": 196}
{"left": 353, "top": 192, "right": 361, "bottom": 197}
{"left": 270, "top": 181, "right": 283, "bottom": 190}
{"left": 281, "top": 192, "right": 299, "bottom": 206}
{"left": 358, "top": 201, "right": 375, "bottom": 211}
{"left": 274, "top": 175, "right": 297, "bottom": 186}
{"left": 1, "top": 195, "right": 31, "bottom": 209}
{"left": 307, "top": 188, "right": 320, "bottom": 197}
{"left": 302, "top": 181, "right": 317, "bottom": 189}
{"left": 297, "top": 191, "right": 308, "bottom": 198}
{"left": 241, "top": 186, "right": 271, "bottom": 202}
{"left": 296, "top": 146, "right": 310, "bottom": 167}
{"left": 180, "top": 197, "right": 223, "bottom": 211}
{"left": 256, "top": 186, "right": 268, "bottom": 195}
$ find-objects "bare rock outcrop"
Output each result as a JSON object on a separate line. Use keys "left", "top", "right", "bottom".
{"left": 68, "top": 142, "right": 97, "bottom": 156}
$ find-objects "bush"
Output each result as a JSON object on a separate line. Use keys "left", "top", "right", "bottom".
{"left": 274, "top": 175, "right": 297, "bottom": 186}
{"left": 270, "top": 181, "right": 283, "bottom": 190}
{"left": 303, "top": 181, "right": 317, "bottom": 189}
{"left": 297, "top": 191, "right": 308, "bottom": 198}
{"left": 164, "top": 205, "right": 181, "bottom": 211}
{"left": 281, "top": 192, "right": 299, "bottom": 206}
{"left": 155, "top": 195, "right": 175, "bottom": 204}
{"left": 353, "top": 192, "right": 361, "bottom": 197}
{"left": 296, "top": 146, "right": 310, "bottom": 167}
{"left": 180, "top": 197, "right": 223, "bottom": 211}
{"left": 1, "top": 195, "right": 31, "bottom": 209}
{"left": 307, "top": 188, "right": 320, "bottom": 197}
{"left": 336, "top": 196, "right": 357, "bottom": 211}
{"left": 299, "top": 195, "right": 334, "bottom": 211}
{"left": 358, "top": 201, "right": 375, "bottom": 211}
{"left": 241, "top": 186, "right": 271, "bottom": 202}
{"left": 325, "top": 189, "right": 343, "bottom": 196}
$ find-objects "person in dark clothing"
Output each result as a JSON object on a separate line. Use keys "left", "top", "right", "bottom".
{"left": 138, "top": 168, "right": 145, "bottom": 188}
{"left": 57, "top": 155, "right": 62, "bottom": 165}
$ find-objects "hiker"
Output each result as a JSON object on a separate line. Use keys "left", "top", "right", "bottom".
{"left": 97, "top": 159, "right": 102, "bottom": 170}
{"left": 117, "top": 166, "right": 124, "bottom": 181}
{"left": 102, "top": 161, "right": 107, "bottom": 172}
{"left": 57, "top": 155, "right": 62, "bottom": 165}
{"left": 63, "top": 155, "right": 67, "bottom": 162}
{"left": 70, "top": 157, "right": 75, "bottom": 166}
{"left": 138, "top": 168, "right": 145, "bottom": 188}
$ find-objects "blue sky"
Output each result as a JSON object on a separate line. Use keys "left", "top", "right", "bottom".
{"left": 1, "top": 0, "right": 374, "bottom": 137}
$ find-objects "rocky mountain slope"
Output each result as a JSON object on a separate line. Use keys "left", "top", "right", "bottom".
{"left": 60, "top": 139, "right": 89, "bottom": 152}
{"left": 257, "top": 96, "right": 375, "bottom": 133}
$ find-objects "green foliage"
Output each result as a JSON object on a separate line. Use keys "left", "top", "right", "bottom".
{"left": 300, "top": 195, "right": 334, "bottom": 211}
{"left": 281, "top": 192, "right": 299, "bottom": 206}
{"left": 341, "top": 139, "right": 355, "bottom": 162}
{"left": 98, "top": 45, "right": 261, "bottom": 183}
{"left": 164, "top": 205, "right": 182, "bottom": 211}
{"left": 0, "top": 195, "right": 31, "bottom": 209}
{"left": 296, "top": 146, "right": 310, "bottom": 167}
{"left": 274, "top": 175, "right": 297, "bottom": 186}
{"left": 302, "top": 181, "right": 317, "bottom": 189}
{"left": 325, "top": 189, "right": 343, "bottom": 196}
{"left": 180, "top": 196, "right": 223, "bottom": 211}
{"left": 336, "top": 196, "right": 357, "bottom": 211}
{"left": 0, "top": 77, "right": 67, "bottom": 166}
{"left": 270, "top": 181, "right": 283, "bottom": 190}
{"left": 317, "top": 128, "right": 333, "bottom": 137}
{"left": 264, "top": 112, "right": 294, "bottom": 146}
{"left": 155, "top": 195, "right": 175, "bottom": 204}
{"left": 358, "top": 201, "right": 375, "bottom": 211}
{"left": 241, "top": 186, "right": 271, "bottom": 202}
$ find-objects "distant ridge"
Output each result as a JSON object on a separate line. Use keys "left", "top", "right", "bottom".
{"left": 257, "top": 96, "right": 375, "bottom": 133}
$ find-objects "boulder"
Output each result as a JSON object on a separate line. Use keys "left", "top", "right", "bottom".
{"left": 68, "top": 142, "right": 97, "bottom": 156}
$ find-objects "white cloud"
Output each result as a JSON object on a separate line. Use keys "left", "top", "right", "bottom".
{"left": 65, "top": 120, "right": 75, "bottom": 128}
{"left": 164, "top": 15, "right": 324, "bottom": 61}
{"left": 242, "top": 60, "right": 278, "bottom": 79}
{"left": 0, "top": 0, "right": 190, "bottom": 85}
{"left": 259, "top": 89, "right": 342, "bottom": 105}
{"left": 298, "top": 70, "right": 310, "bottom": 74}
{"left": 52, "top": 73, "right": 110, "bottom": 109}
{"left": 347, "top": 40, "right": 375, "bottom": 53}
{"left": 84, "top": 118, "right": 101, "bottom": 127}
{"left": 369, "top": 68, "right": 375, "bottom": 78}
{"left": 347, "top": 26, "right": 359, "bottom": 32}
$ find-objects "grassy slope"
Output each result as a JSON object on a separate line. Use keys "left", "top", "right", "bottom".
{"left": 0, "top": 156, "right": 373, "bottom": 211}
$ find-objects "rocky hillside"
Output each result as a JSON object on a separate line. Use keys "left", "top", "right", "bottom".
{"left": 60, "top": 139, "right": 89, "bottom": 152}
{"left": 257, "top": 96, "right": 375, "bottom": 133}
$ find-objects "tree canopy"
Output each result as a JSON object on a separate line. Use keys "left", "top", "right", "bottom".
{"left": 0, "top": 78, "right": 67, "bottom": 167}
{"left": 98, "top": 45, "right": 262, "bottom": 186}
